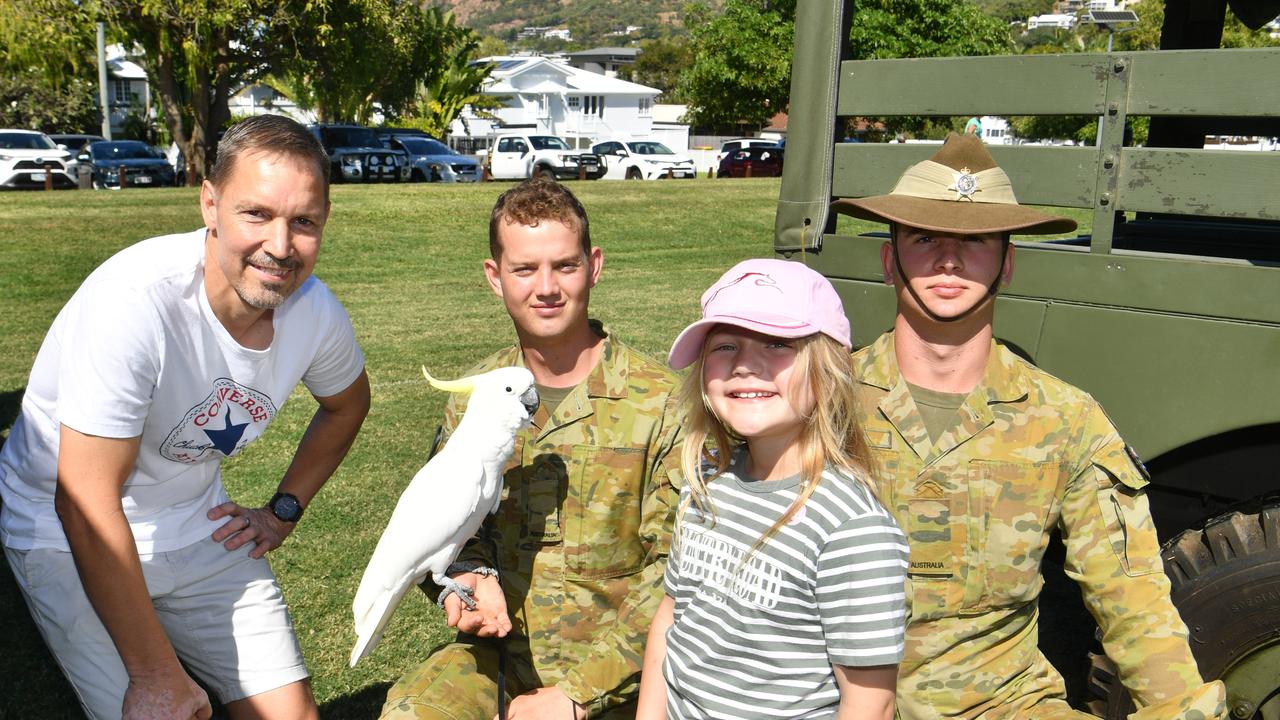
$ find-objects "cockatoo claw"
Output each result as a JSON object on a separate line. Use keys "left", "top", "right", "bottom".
{"left": 436, "top": 575, "right": 479, "bottom": 611}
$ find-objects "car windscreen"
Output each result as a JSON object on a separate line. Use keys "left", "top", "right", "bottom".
{"left": 400, "top": 138, "right": 453, "bottom": 155}
{"left": 91, "top": 142, "right": 162, "bottom": 160}
{"left": 0, "top": 132, "right": 56, "bottom": 150}
{"left": 529, "top": 136, "right": 571, "bottom": 151}
{"left": 319, "top": 127, "right": 380, "bottom": 149}
{"left": 626, "top": 141, "right": 674, "bottom": 155}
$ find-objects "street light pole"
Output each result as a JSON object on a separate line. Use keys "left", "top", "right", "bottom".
{"left": 97, "top": 22, "right": 112, "bottom": 140}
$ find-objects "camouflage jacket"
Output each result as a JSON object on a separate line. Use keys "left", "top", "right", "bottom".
{"left": 853, "top": 332, "right": 1225, "bottom": 720}
{"left": 442, "top": 325, "right": 684, "bottom": 717}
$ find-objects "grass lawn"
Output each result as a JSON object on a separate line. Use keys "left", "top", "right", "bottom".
{"left": 0, "top": 178, "right": 1095, "bottom": 718}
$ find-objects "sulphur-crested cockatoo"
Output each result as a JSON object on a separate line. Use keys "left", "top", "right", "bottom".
{"left": 349, "top": 365, "right": 538, "bottom": 667}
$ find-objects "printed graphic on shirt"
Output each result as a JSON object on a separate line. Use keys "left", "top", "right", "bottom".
{"left": 676, "top": 517, "right": 784, "bottom": 609}
{"left": 160, "top": 378, "right": 276, "bottom": 463}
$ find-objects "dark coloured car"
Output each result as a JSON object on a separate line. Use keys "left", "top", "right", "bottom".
{"left": 81, "top": 140, "right": 176, "bottom": 189}
{"left": 388, "top": 136, "right": 481, "bottom": 183}
{"left": 49, "top": 133, "right": 105, "bottom": 154}
{"left": 716, "top": 146, "right": 784, "bottom": 178}
{"left": 308, "top": 124, "right": 410, "bottom": 183}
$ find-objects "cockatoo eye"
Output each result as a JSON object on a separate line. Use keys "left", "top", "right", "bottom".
{"left": 505, "top": 386, "right": 512, "bottom": 392}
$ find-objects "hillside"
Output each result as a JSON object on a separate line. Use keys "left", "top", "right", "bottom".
{"left": 437, "top": 0, "right": 695, "bottom": 47}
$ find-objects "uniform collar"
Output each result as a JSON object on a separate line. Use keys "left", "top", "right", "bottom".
{"left": 507, "top": 320, "right": 628, "bottom": 437}
{"left": 858, "top": 331, "right": 1029, "bottom": 461}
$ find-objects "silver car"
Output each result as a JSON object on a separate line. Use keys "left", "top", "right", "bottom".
{"left": 389, "top": 137, "right": 481, "bottom": 183}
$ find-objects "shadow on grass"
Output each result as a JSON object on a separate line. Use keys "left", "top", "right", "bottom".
{"left": 0, "top": 388, "right": 23, "bottom": 438}
{"left": 320, "top": 682, "right": 393, "bottom": 719}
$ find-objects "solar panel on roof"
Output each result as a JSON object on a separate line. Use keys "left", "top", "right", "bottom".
{"left": 1088, "top": 10, "right": 1139, "bottom": 22}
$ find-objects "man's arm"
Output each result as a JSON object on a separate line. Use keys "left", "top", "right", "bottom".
{"left": 55, "top": 428, "right": 212, "bottom": 720}
{"left": 1061, "top": 406, "right": 1226, "bottom": 720}
{"left": 208, "top": 370, "right": 370, "bottom": 557}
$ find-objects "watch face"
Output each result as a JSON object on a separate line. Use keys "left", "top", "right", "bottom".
{"left": 272, "top": 493, "right": 302, "bottom": 522}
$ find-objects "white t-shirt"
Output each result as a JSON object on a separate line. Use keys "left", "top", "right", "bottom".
{"left": 0, "top": 228, "right": 365, "bottom": 554}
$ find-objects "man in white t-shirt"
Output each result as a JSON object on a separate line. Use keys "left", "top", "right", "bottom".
{"left": 0, "top": 115, "right": 370, "bottom": 720}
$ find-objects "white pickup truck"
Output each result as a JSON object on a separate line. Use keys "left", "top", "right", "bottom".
{"left": 487, "top": 133, "right": 604, "bottom": 180}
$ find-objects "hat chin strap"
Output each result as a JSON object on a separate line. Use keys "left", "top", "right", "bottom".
{"left": 891, "top": 235, "right": 1007, "bottom": 324}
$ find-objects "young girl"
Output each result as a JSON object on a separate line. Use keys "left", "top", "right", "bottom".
{"left": 637, "top": 259, "right": 908, "bottom": 720}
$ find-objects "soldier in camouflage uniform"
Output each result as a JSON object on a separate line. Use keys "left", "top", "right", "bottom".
{"left": 830, "top": 133, "right": 1227, "bottom": 720}
{"left": 382, "top": 179, "right": 683, "bottom": 720}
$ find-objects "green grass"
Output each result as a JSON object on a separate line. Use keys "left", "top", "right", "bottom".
{"left": 0, "top": 179, "right": 1096, "bottom": 718}
{"left": 0, "top": 178, "right": 781, "bottom": 718}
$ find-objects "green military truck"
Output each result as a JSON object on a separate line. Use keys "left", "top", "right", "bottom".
{"left": 776, "top": 1, "right": 1279, "bottom": 717}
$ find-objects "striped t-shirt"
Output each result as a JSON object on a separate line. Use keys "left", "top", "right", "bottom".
{"left": 662, "top": 451, "right": 908, "bottom": 719}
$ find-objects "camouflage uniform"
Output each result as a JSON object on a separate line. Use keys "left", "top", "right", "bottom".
{"left": 382, "top": 324, "right": 684, "bottom": 720}
{"left": 853, "top": 332, "right": 1226, "bottom": 720}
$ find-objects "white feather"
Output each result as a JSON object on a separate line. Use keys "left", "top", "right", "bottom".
{"left": 349, "top": 366, "right": 537, "bottom": 666}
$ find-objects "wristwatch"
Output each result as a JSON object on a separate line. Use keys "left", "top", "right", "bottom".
{"left": 267, "top": 491, "right": 304, "bottom": 523}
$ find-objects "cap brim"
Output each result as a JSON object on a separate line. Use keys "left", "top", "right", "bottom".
{"left": 832, "top": 194, "right": 1077, "bottom": 236}
{"left": 668, "top": 315, "right": 819, "bottom": 370}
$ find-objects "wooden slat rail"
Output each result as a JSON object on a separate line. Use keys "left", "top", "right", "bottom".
{"left": 829, "top": 48, "right": 1280, "bottom": 249}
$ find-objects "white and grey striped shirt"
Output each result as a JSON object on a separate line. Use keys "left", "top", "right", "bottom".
{"left": 662, "top": 451, "right": 908, "bottom": 719}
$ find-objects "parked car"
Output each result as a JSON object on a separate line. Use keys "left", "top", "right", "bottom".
{"left": 48, "top": 133, "right": 105, "bottom": 154}
{"left": 717, "top": 146, "right": 784, "bottom": 178}
{"left": 487, "top": 133, "right": 604, "bottom": 181}
{"left": 715, "top": 137, "right": 781, "bottom": 164}
{"left": 0, "top": 129, "right": 79, "bottom": 190}
{"left": 387, "top": 136, "right": 481, "bottom": 183}
{"left": 79, "top": 140, "right": 176, "bottom": 189}
{"left": 591, "top": 139, "right": 696, "bottom": 180}
{"left": 308, "top": 124, "right": 410, "bottom": 183}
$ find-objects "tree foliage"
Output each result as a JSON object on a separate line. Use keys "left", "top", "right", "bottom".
{"left": 617, "top": 37, "right": 692, "bottom": 102}
{"left": 679, "top": 0, "right": 795, "bottom": 129}
{"left": 274, "top": 1, "right": 472, "bottom": 125}
{"left": 680, "top": 0, "right": 1012, "bottom": 131}
{"left": 0, "top": 0, "right": 101, "bottom": 88}
{"left": 398, "top": 48, "right": 500, "bottom": 138}
{"left": 0, "top": 70, "right": 100, "bottom": 133}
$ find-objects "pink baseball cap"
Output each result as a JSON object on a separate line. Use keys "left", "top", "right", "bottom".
{"left": 668, "top": 258, "right": 852, "bottom": 370}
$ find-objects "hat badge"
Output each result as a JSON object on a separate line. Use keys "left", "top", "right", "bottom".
{"left": 951, "top": 166, "right": 978, "bottom": 201}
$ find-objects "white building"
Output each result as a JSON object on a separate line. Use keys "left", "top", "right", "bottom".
{"left": 1028, "top": 13, "right": 1078, "bottom": 29}
{"left": 103, "top": 46, "right": 152, "bottom": 136}
{"left": 452, "top": 55, "right": 674, "bottom": 151}
{"left": 226, "top": 84, "right": 316, "bottom": 124}
{"left": 564, "top": 47, "right": 639, "bottom": 78}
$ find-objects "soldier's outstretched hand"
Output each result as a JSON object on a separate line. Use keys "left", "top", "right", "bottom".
{"left": 444, "top": 572, "right": 511, "bottom": 637}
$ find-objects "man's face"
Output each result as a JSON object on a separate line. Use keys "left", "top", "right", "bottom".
{"left": 881, "top": 225, "right": 1013, "bottom": 322}
{"left": 200, "top": 150, "right": 329, "bottom": 312}
{"left": 484, "top": 219, "right": 602, "bottom": 344}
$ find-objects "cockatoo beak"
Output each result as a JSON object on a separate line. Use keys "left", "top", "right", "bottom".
{"left": 422, "top": 366, "right": 475, "bottom": 394}
{"left": 520, "top": 386, "right": 539, "bottom": 416}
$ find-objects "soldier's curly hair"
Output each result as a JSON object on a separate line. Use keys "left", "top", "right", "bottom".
{"left": 488, "top": 178, "right": 591, "bottom": 259}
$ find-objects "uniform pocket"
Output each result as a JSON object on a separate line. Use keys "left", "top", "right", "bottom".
{"left": 563, "top": 445, "right": 648, "bottom": 580}
{"left": 967, "top": 460, "right": 1063, "bottom": 608}
{"left": 1096, "top": 476, "right": 1161, "bottom": 577}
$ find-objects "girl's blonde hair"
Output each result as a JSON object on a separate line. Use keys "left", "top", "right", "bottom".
{"left": 677, "top": 330, "right": 878, "bottom": 550}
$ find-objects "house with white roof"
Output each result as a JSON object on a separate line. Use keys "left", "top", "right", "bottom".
{"left": 450, "top": 55, "right": 668, "bottom": 151}
{"left": 103, "top": 46, "right": 153, "bottom": 136}
{"left": 226, "top": 84, "right": 316, "bottom": 124}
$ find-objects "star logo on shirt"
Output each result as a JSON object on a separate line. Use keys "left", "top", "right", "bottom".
{"left": 203, "top": 411, "right": 249, "bottom": 456}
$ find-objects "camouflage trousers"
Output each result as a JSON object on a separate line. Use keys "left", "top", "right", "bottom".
{"left": 380, "top": 636, "right": 636, "bottom": 720}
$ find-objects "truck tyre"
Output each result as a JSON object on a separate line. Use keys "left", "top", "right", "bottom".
{"left": 534, "top": 165, "right": 556, "bottom": 181}
{"left": 1086, "top": 504, "right": 1280, "bottom": 719}
{"left": 626, "top": 167, "right": 643, "bottom": 180}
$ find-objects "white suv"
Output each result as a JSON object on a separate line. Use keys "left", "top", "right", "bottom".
{"left": 591, "top": 139, "right": 696, "bottom": 180}
{"left": 487, "top": 133, "right": 604, "bottom": 180}
{"left": 0, "top": 129, "right": 78, "bottom": 189}
{"left": 715, "top": 137, "right": 781, "bottom": 164}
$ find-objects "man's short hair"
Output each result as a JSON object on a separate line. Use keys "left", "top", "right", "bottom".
{"left": 208, "top": 115, "right": 330, "bottom": 192}
{"left": 488, "top": 178, "right": 591, "bottom": 259}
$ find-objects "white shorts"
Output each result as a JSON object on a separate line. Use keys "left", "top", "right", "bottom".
{"left": 5, "top": 539, "right": 309, "bottom": 719}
